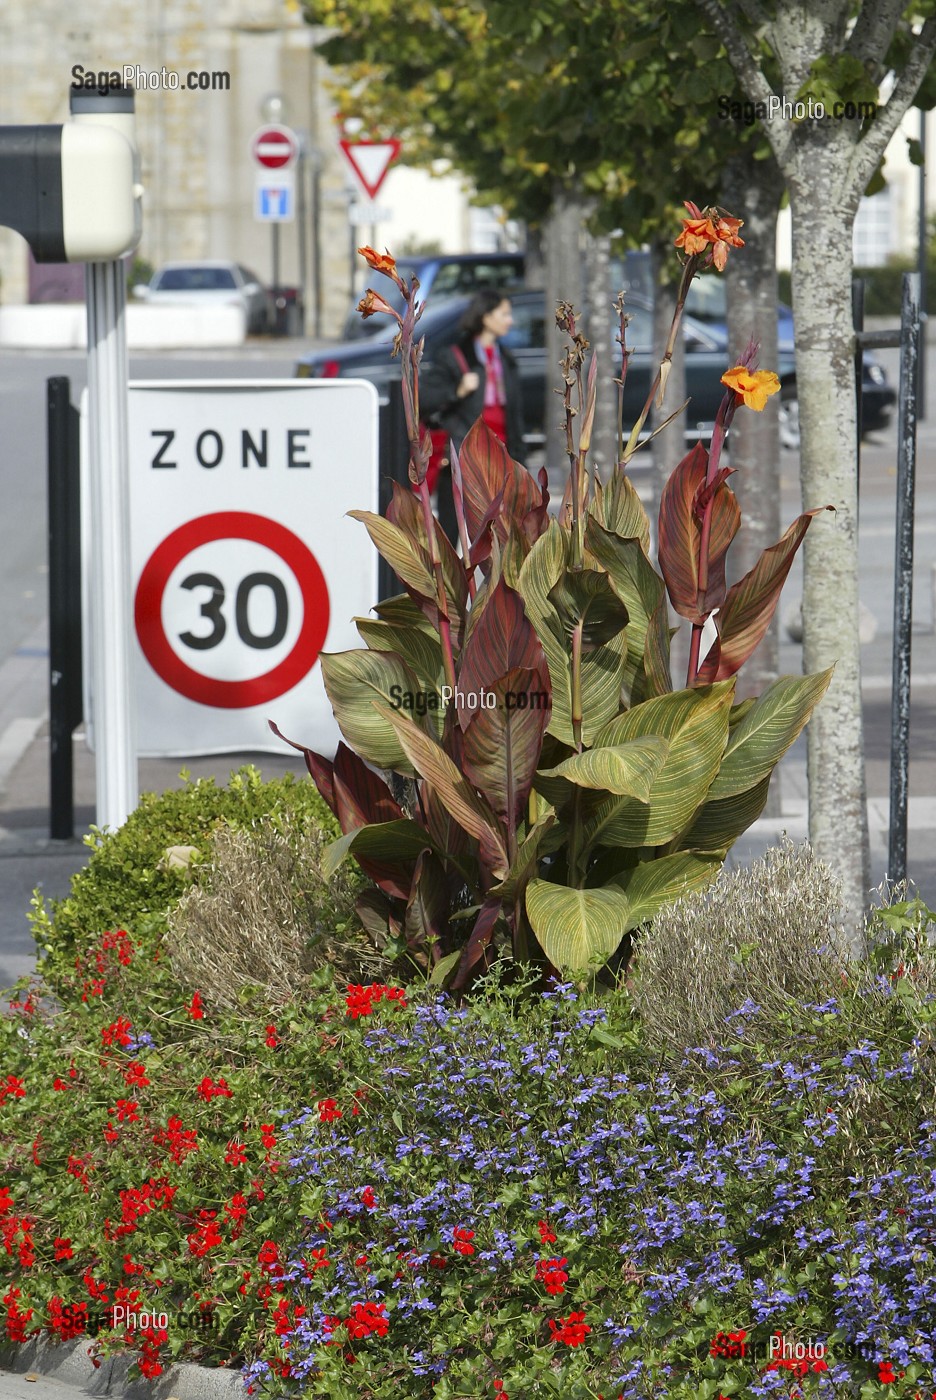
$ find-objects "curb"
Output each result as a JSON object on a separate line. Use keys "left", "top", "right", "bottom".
{"left": 0, "top": 1339, "right": 245, "bottom": 1400}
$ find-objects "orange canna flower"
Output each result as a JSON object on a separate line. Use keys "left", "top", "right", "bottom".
{"left": 358, "top": 246, "right": 397, "bottom": 276}
{"left": 721, "top": 365, "right": 781, "bottom": 411}
{"left": 675, "top": 217, "right": 719, "bottom": 256}
{"left": 676, "top": 203, "right": 744, "bottom": 270}
{"left": 357, "top": 288, "right": 398, "bottom": 321}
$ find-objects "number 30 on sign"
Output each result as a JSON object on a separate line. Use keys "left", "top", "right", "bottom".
{"left": 134, "top": 511, "right": 329, "bottom": 709}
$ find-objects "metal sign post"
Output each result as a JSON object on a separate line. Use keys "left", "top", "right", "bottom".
{"left": 71, "top": 87, "right": 142, "bottom": 829}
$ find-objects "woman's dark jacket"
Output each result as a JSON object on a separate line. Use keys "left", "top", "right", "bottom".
{"left": 419, "top": 334, "right": 525, "bottom": 463}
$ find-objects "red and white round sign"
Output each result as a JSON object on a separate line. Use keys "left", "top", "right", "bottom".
{"left": 134, "top": 511, "right": 329, "bottom": 709}
{"left": 251, "top": 125, "right": 298, "bottom": 169}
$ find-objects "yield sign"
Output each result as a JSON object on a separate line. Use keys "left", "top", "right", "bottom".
{"left": 251, "top": 125, "right": 298, "bottom": 169}
{"left": 339, "top": 139, "right": 401, "bottom": 199}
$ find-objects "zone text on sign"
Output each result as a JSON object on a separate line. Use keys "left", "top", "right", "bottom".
{"left": 149, "top": 428, "right": 312, "bottom": 470}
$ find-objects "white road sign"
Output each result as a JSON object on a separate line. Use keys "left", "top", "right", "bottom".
{"left": 255, "top": 170, "right": 295, "bottom": 222}
{"left": 81, "top": 380, "right": 379, "bottom": 757}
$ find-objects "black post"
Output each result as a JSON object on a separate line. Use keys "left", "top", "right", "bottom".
{"left": 47, "top": 377, "right": 83, "bottom": 841}
{"left": 888, "top": 273, "right": 921, "bottom": 886}
{"left": 852, "top": 278, "right": 865, "bottom": 516}
{"left": 377, "top": 383, "right": 411, "bottom": 601}
{"left": 917, "top": 108, "right": 927, "bottom": 420}
{"left": 296, "top": 141, "right": 308, "bottom": 335}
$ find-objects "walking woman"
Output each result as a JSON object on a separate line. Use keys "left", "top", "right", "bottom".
{"left": 420, "top": 288, "right": 525, "bottom": 541}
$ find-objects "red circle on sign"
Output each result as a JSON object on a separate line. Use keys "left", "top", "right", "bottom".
{"left": 251, "top": 125, "right": 297, "bottom": 169}
{"left": 135, "top": 512, "right": 329, "bottom": 709}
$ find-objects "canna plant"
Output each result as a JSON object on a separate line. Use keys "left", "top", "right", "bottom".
{"left": 274, "top": 208, "right": 833, "bottom": 990}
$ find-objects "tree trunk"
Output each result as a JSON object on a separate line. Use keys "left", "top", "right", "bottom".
{"left": 650, "top": 234, "right": 688, "bottom": 684}
{"left": 787, "top": 185, "right": 869, "bottom": 946}
{"left": 544, "top": 185, "right": 585, "bottom": 474}
{"left": 583, "top": 229, "right": 618, "bottom": 478}
{"left": 722, "top": 150, "right": 785, "bottom": 815}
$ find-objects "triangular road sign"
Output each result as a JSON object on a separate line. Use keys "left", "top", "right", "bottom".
{"left": 339, "top": 139, "right": 401, "bottom": 200}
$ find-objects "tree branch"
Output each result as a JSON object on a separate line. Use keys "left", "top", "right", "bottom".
{"left": 850, "top": 15, "right": 936, "bottom": 190}
{"left": 845, "top": 0, "right": 905, "bottom": 67}
{"left": 694, "top": 0, "right": 794, "bottom": 166}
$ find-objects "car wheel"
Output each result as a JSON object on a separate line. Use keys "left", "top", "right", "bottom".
{"left": 778, "top": 386, "right": 800, "bottom": 451}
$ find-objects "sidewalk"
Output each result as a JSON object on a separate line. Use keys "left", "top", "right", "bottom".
{"left": 2, "top": 604, "right": 936, "bottom": 995}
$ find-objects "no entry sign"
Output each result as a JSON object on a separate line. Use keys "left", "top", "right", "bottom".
{"left": 251, "top": 125, "right": 298, "bottom": 169}
{"left": 81, "top": 381, "right": 379, "bottom": 757}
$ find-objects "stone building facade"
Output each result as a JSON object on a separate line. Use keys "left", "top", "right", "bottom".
{"left": 0, "top": 0, "right": 361, "bottom": 334}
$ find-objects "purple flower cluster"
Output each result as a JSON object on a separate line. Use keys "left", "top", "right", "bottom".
{"left": 249, "top": 981, "right": 936, "bottom": 1399}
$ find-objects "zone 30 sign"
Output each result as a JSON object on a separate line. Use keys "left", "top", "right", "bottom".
{"left": 81, "top": 381, "right": 378, "bottom": 757}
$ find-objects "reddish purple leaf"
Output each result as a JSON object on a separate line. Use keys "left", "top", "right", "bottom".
{"left": 658, "top": 441, "right": 741, "bottom": 623}
{"left": 461, "top": 666, "right": 552, "bottom": 839}
{"left": 459, "top": 419, "right": 541, "bottom": 546}
{"left": 450, "top": 899, "right": 502, "bottom": 991}
{"left": 703, "top": 506, "right": 835, "bottom": 680}
{"left": 333, "top": 744, "right": 403, "bottom": 831}
{"left": 455, "top": 578, "right": 549, "bottom": 731}
{"left": 268, "top": 720, "right": 336, "bottom": 814}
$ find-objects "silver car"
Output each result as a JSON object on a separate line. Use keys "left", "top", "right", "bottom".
{"left": 134, "top": 261, "right": 273, "bottom": 334}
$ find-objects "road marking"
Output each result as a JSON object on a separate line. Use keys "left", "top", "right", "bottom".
{"left": 0, "top": 716, "right": 45, "bottom": 790}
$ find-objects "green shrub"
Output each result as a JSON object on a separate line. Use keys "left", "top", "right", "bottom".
{"left": 630, "top": 838, "right": 850, "bottom": 1060}
{"left": 30, "top": 767, "right": 342, "bottom": 988}
{"left": 166, "top": 812, "right": 384, "bottom": 1010}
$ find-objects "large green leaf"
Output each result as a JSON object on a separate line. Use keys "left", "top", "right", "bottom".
{"left": 355, "top": 618, "right": 445, "bottom": 691}
{"left": 591, "top": 466, "right": 651, "bottom": 552}
{"left": 547, "top": 568, "right": 629, "bottom": 650}
{"left": 583, "top": 682, "right": 734, "bottom": 849}
{"left": 375, "top": 702, "right": 508, "bottom": 878}
{"left": 372, "top": 592, "right": 437, "bottom": 633}
{"left": 657, "top": 441, "right": 741, "bottom": 623}
{"left": 322, "top": 650, "right": 441, "bottom": 775}
{"left": 525, "top": 879, "right": 632, "bottom": 972}
{"left": 323, "top": 819, "right": 438, "bottom": 881}
{"left": 584, "top": 518, "right": 671, "bottom": 700}
{"left": 678, "top": 774, "right": 772, "bottom": 855}
{"left": 348, "top": 511, "right": 436, "bottom": 599}
{"left": 518, "top": 523, "right": 629, "bottom": 745}
{"left": 706, "top": 668, "right": 834, "bottom": 800}
{"left": 609, "top": 851, "right": 722, "bottom": 930}
{"left": 538, "top": 736, "right": 669, "bottom": 800}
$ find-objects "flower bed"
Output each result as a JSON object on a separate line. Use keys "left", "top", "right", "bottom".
{"left": 2, "top": 881, "right": 936, "bottom": 1399}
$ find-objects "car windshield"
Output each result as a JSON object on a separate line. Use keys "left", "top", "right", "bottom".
{"left": 157, "top": 267, "right": 238, "bottom": 291}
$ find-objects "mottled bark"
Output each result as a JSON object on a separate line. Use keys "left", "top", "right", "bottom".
{"left": 722, "top": 150, "right": 785, "bottom": 814}
{"left": 695, "top": 0, "right": 936, "bottom": 943}
{"left": 583, "top": 230, "right": 618, "bottom": 478}
{"left": 544, "top": 187, "right": 585, "bottom": 473}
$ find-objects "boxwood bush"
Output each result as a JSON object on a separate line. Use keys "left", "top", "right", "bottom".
{"left": 29, "top": 766, "right": 347, "bottom": 989}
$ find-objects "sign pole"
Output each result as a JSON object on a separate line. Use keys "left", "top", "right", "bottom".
{"left": 85, "top": 257, "right": 138, "bottom": 827}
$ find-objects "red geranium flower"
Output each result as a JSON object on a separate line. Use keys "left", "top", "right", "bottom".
{"left": 265, "top": 1025, "right": 278, "bottom": 1048}
{"left": 318, "top": 1099, "right": 342, "bottom": 1122}
{"left": 548, "top": 1310, "right": 591, "bottom": 1347}
{"left": 453, "top": 1226, "right": 475, "bottom": 1256}
{"left": 225, "top": 1140, "right": 248, "bottom": 1166}
{"left": 361, "top": 1186, "right": 376, "bottom": 1209}
{"left": 187, "top": 991, "right": 204, "bottom": 1020}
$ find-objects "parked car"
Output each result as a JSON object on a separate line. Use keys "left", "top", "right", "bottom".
{"left": 300, "top": 289, "right": 894, "bottom": 452}
{"left": 134, "top": 261, "right": 274, "bottom": 335}
{"left": 343, "top": 251, "right": 525, "bottom": 340}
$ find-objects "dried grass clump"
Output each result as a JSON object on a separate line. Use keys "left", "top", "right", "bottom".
{"left": 630, "top": 837, "right": 850, "bottom": 1058}
{"left": 166, "top": 813, "right": 394, "bottom": 1009}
